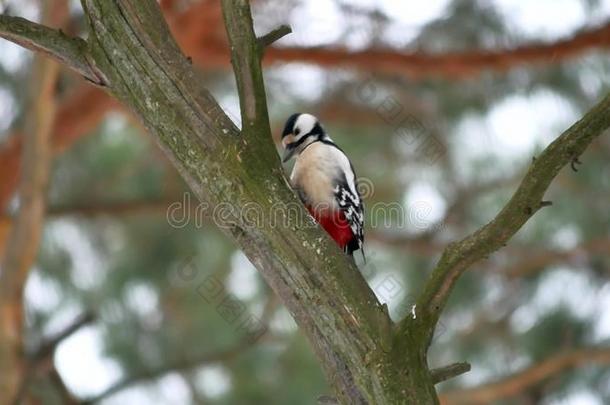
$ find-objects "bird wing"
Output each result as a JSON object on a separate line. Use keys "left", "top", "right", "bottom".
{"left": 332, "top": 156, "right": 364, "bottom": 254}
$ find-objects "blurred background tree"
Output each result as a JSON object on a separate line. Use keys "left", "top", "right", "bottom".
{"left": 0, "top": 0, "right": 609, "bottom": 404}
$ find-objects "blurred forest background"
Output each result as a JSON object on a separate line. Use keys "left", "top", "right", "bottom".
{"left": 0, "top": 0, "right": 610, "bottom": 404}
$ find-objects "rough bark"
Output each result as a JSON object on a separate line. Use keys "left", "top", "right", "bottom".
{"left": 1, "top": 2, "right": 609, "bottom": 404}
{"left": 76, "top": 1, "right": 432, "bottom": 403}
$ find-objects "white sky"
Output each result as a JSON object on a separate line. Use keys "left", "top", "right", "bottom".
{"left": 494, "top": 0, "right": 610, "bottom": 38}
{"left": 1, "top": 0, "right": 605, "bottom": 403}
{"left": 55, "top": 326, "right": 124, "bottom": 396}
{"left": 403, "top": 181, "right": 447, "bottom": 233}
{"left": 227, "top": 252, "right": 260, "bottom": 301}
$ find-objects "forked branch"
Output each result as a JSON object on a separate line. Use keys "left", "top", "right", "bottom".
{"left": 220, "top": 0, "right": 274, "bottom": 134}
{"left": 401, "top": 93, "right": 610, "bottom": 341}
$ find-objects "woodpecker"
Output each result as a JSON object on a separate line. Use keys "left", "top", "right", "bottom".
{"left": 281, "top": 113, "right": 365, "bottom": 259}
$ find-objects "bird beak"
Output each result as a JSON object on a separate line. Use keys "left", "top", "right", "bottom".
{"left": 282, "top": 146, "right": 296, "bottom": 163}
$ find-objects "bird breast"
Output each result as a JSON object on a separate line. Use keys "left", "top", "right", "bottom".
{"left": 290, "top": 142, "right": 339, "bottom": 210}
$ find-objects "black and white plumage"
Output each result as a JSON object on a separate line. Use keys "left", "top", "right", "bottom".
{"left": 280, "top": 113, "right": 365, "bottom": 258}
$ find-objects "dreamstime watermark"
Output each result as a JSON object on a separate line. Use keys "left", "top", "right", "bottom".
{"left": 166, "top": 190, "right": 446, "bottom": 233}
{"left": 168, "top": 243, "right": 446, "bottom": 344}
{"left": 169, "top": 256, "right": 267, "bottom": 343}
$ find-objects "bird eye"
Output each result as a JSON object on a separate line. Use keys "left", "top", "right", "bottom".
{"left": 294, "top": 128, "right": 301, "bottom": 136}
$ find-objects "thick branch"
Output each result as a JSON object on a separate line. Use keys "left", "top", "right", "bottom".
{"left": 260, "top": 21, "right": 610, "bottom": 78}
{"left": 221, "top": 0, "right": 273, "bottom": 134}
{"left": 405, "top": 93, "right": 610, "bottom": 339}
{"left": 0, "top": 14, "right": 107, "bottom": 85}
{"left": 217, "top": 2, "right": 424, "bottom": 403}
{"left": 440, "top": 347, "right": 610, "bottom": 405}
{"left": 170, "top": 3, "right": 610, "bottom": 79}
{"left": 74, "top": 1, "right": 404, "bottom": 403}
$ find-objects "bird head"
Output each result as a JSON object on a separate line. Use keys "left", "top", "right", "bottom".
{"left": 280, "top": 113, "right": 325, "bottom": 162}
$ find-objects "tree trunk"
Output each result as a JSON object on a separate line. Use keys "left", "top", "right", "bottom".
{"left": 77, "top": 1, "right": 439, "bottom": 403}
{"left": 1, "top": 1, "right": 609, "bottom": 403}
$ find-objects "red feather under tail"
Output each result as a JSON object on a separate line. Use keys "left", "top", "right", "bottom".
{"left": 306, "top": 205, "right": 354, "bottom": 253}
